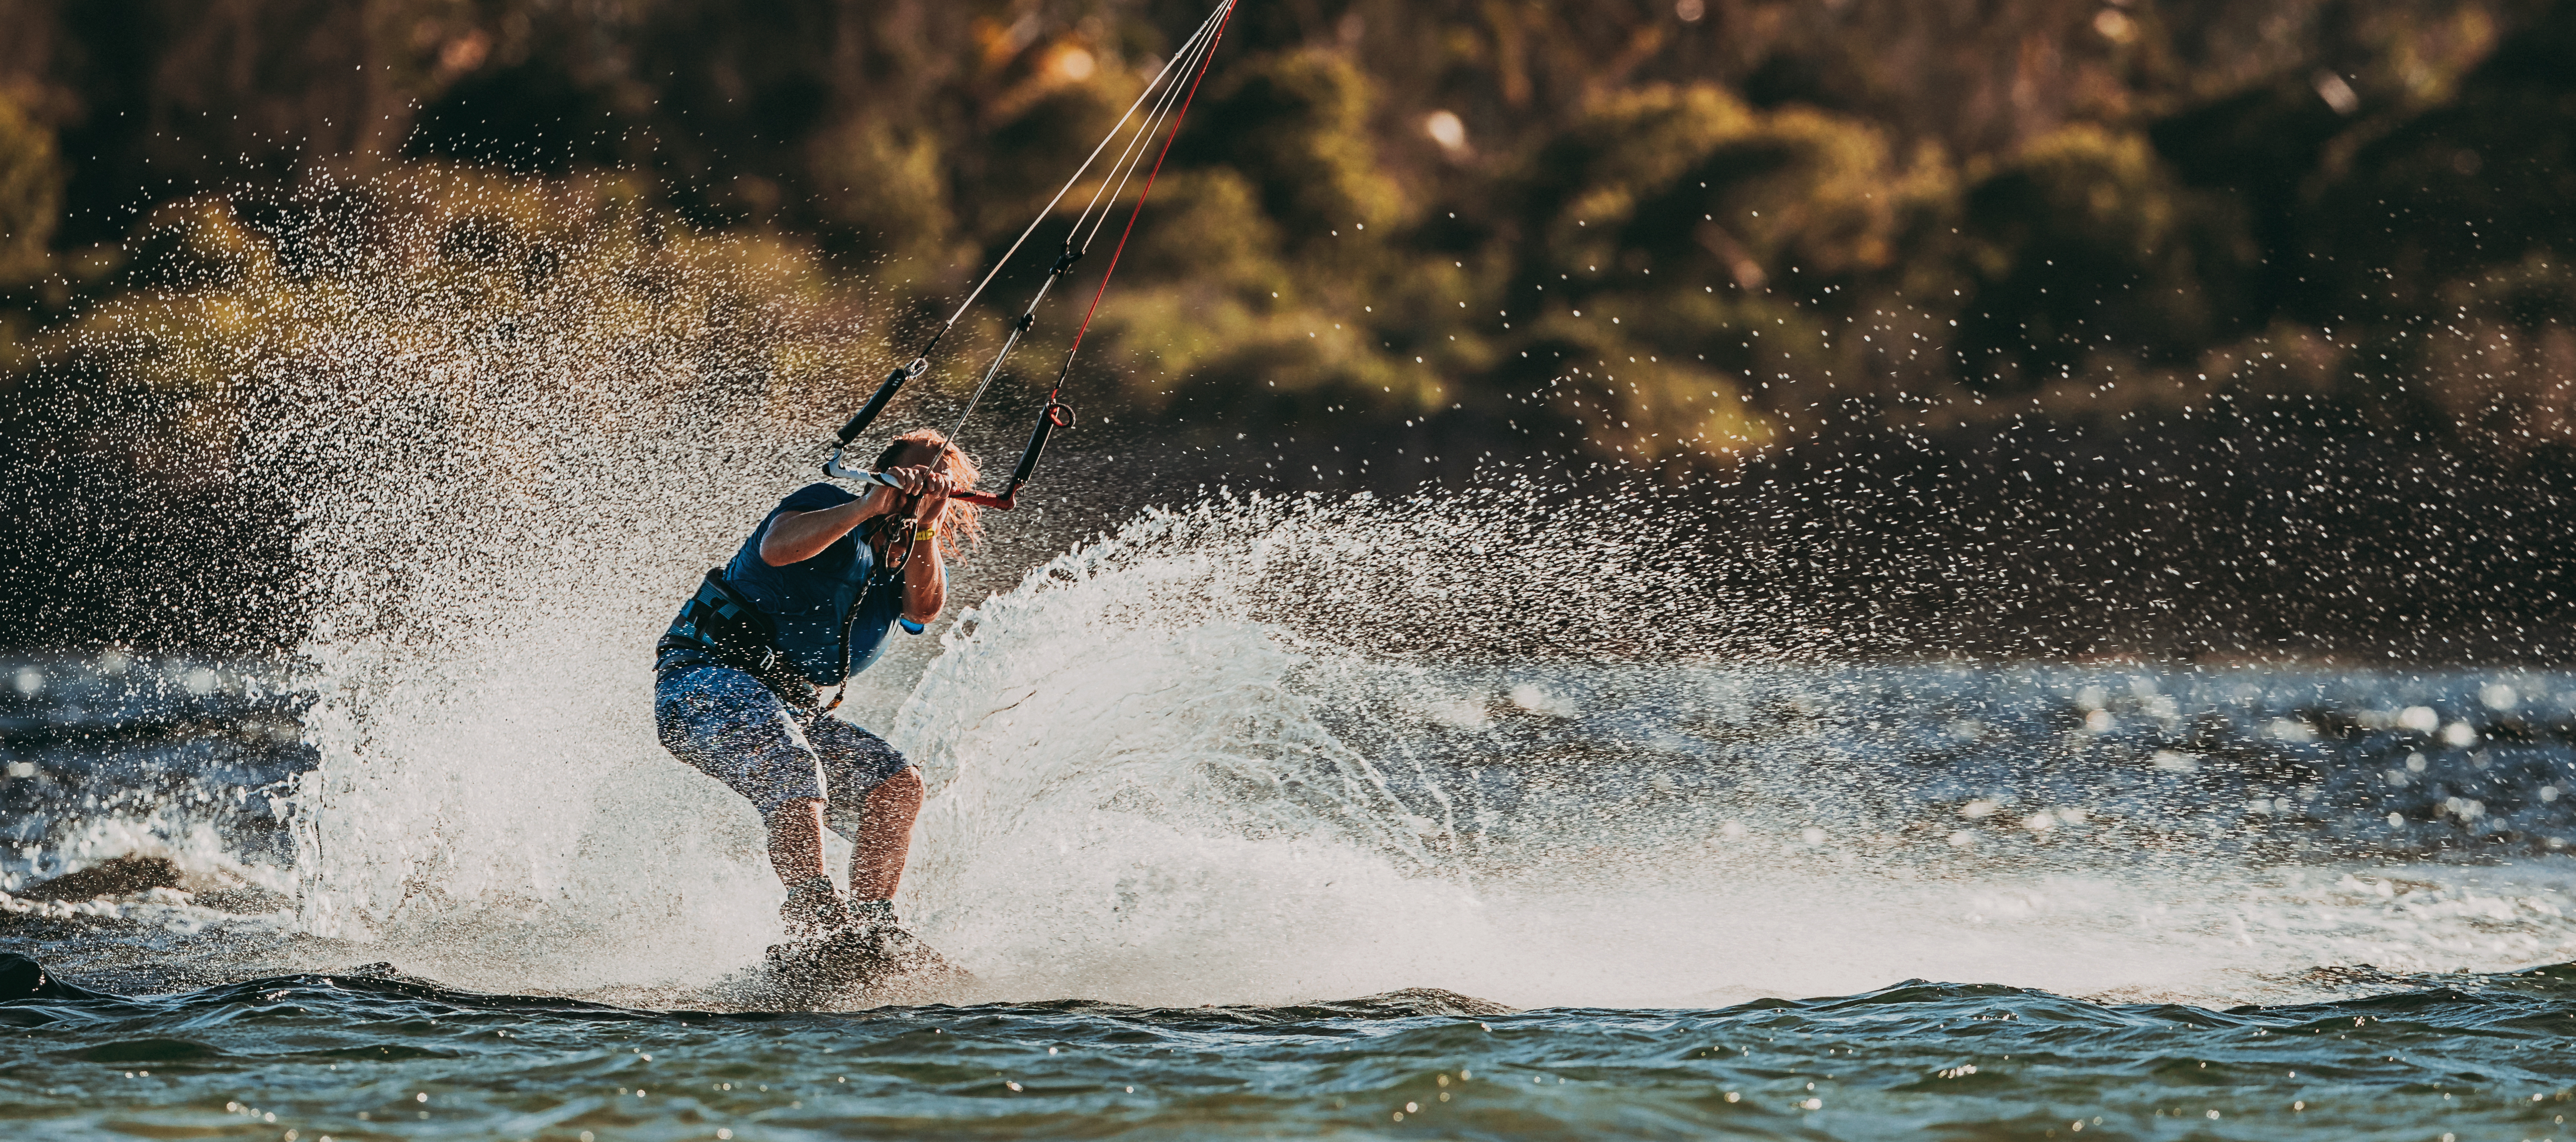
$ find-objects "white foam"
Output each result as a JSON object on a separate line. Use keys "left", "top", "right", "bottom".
{"left": 265, "top": 466, "right": 2576, "bottom": 1005}
{"left": 881, "top": 501, "right": 2576, "bottom": 1008}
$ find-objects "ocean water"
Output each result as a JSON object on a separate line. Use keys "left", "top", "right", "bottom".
{"left": 3, "top": 959, "right": 2572, "bottom": 1141}
{"left": 6, "top": 494, "right": 2576, "bottom": 1139}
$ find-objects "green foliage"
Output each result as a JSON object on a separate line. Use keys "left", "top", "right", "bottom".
{"left": 0, "top": 93, "right": 64, "bottom": 376}
{"left": 1954, "top": 124, "right": 2255, "bottom": 391}
{"left": 0, "top": 93, "right": 62, "bottom": 287}
{"left": 812, "top": 117, "right": 958, "bottom": 273}
{"left": 45, "top": 166, "right": 869, "bottom": 472}
{"left": 2307, "top": 4, "right": 2576, "bottom": 323}
{"left": 0, "top": 0, "right": 2572, "bottom": 470}
{"left": 1195, "top": 50, "right": 1411, "bottom": 242}
{"left": 1488, "top": 84, "right": 1962, "bottom": 459}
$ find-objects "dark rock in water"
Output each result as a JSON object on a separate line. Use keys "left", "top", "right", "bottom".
{"left": 15, "top": 856, "right": 185, "bottom": 901}
{"left": 0, "top": 952, "right": 115, "bottom": 1002}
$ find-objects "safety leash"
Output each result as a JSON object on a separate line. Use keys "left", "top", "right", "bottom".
{"left": 812, "top": 499, "right": 922, "bottom": 722}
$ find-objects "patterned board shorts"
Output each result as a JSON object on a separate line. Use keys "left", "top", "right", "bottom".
{"left": 654, "top": 662, "right": 913, "bottom": 833}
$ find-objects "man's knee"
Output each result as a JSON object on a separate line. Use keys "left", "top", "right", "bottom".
{"left": 826, "top": 769, "right": 921, "bottom": 841}
{"left": 873, "top": 767, "right": 924, "bottom": 813}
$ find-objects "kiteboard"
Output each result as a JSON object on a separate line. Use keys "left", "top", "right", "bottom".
{"left": 736, "top": 922, "right": 974, "bottom": 1008}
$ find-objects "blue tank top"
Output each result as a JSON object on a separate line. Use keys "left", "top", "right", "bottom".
{"left": 717, "top": 483, "right": 911, "bottom": 685}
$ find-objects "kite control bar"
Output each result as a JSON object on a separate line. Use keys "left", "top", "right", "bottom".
{"left": 823, "top": 450, "right": 1024, "bottom": 511}
{"left": 820, "top": 399, "right": 1072, "bottom": 511}
{"left": 819, "top": 352, "right": 1070, "bottom": 511}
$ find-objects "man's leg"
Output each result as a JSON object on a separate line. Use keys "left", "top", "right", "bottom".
{"left": 764, "top": 798, "right": 831, "bottom": 886}
{"left": 654, "top": 665, "right": 841, "bottom": 935}
{"left": 766, "top": 797, "right": 850, "bottom": 938}
{"left": 848, "top": 768, "right": 923, "bottom": 900}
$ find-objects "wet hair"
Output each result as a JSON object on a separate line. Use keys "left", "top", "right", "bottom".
{"left": 872, "top": 428, "right": 983, "bottom": 560}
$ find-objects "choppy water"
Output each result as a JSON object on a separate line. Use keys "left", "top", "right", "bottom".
{"left": 4, "top": 957, "right": 2574, "bottom": 1141}
{"left": 8, "top": 503, "right": 2576, "bottom": 1139}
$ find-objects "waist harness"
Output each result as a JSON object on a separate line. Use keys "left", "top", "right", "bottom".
{"left": 659, "top": 568, "right": 817, "bottom": 706}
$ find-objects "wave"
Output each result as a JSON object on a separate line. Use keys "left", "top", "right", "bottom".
{"left": 12, "top": 946, "right": 2574, "bottom": 1035}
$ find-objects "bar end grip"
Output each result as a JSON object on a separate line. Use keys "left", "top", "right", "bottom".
{"left": 836, "top": 358, "right": 931, "bottom": 445}
{"left": 1009, "top": 401, "right": 1074, "bottom": 494}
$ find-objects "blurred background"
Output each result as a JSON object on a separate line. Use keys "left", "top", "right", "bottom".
{"left": 0, "top": 0, "right": 2570, "bottom": 662}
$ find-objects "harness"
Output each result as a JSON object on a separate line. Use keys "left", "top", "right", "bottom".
{"left": 661, "top": 568, "right": 811, "bottom": 705}
{"left": 660, "top": 506, "right": 922, "bottom": 716}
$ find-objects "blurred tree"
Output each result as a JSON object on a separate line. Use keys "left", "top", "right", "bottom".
{"left": 0, "top": 95, "right": 61, "bottom": 288}
{"left": 1954, "top": 124, "right": 2255, "bottom": 392}
{"left": 0, "top": 92, "right": 63, "bottom": 288}
{"left": 0, "top": 88, "right": 68, "bottom": 384}
{"left": 0, "top": 0, "right": 2570, "bottom": 653}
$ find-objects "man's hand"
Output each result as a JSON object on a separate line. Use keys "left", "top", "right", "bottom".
{"left": 885, "top": 464, "right": 957, "bottom": 540}
{"left": 882, "top": 465, "right": 953, "bottom": 500}
{"left": 759, "top": 470, "right": 944, "bottom": 567}
{"left": 884, "top": 465, "right": 951, "bottom": 624}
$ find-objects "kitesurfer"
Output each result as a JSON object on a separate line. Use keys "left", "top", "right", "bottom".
{"left": 653, "top": 428, "right": 978, "bottom": 941}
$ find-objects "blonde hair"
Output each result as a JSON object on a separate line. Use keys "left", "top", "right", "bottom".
{"left": 873, "top": 428, "right": 983, "bottom": 560}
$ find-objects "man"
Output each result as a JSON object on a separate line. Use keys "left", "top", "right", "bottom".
{"left": 653, "top": 428, "right": 978, "bottom": 941}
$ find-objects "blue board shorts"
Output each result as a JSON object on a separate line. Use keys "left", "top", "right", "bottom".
{"left": 653, "top": 661, "right": 913, "bottom": 833}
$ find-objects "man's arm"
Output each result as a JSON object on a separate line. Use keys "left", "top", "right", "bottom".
{"left": 758, "top": 468, "right": 949, "bottom": 567}
{"left": 900, "top": 524, "right": 945, "bottom": 624}
{"left": 898, "top": 488, "right": 951, "bottom": 623}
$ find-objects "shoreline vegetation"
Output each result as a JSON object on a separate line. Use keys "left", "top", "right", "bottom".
{"left": 0, "top": 0, "right": 2570, "bottom": 660}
